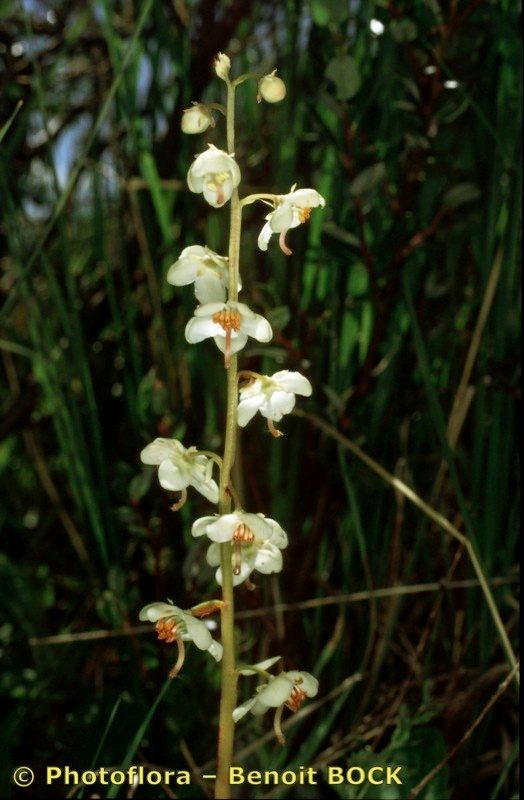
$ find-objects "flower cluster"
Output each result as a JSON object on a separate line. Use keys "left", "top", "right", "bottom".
{"left": 137, "top": 53, "right": 325, "bottom": 746}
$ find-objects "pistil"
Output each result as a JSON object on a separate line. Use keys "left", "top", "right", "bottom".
{"left": 212, "top": 308, "right": 242, "bottom": 368}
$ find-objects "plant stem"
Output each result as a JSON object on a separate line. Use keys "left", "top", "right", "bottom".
{"left": 215, "top": 76, "right": 242, "bottom": 800}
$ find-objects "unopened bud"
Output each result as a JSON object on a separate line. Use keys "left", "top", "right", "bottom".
{"left": 214, "top": 52, "right": 231, "bottom": 81}
{"left": 257, "top": 70, "right": 286, "bottom": 104}
{"left": 181, "top": 103, "right": 214, "bottom": 134}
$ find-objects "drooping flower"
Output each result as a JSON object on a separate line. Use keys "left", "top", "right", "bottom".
{"left": 258, "top": 188, "right": 326, "bottom": 255}
{"left": 140, "top": 438, "right": 219, "bottom": 505}
{"left": 204, "top": 513, "right": 288, "bottom": 586}
{"left": 185, "top": 301, "right": 272, "bottom": 368}
{"left": 181, "top": 103, "right": 215, "bottom": 134}
{"left": 167, "top": 245, "right": 239, "bottom": 304}
{"left": 257, "top": 70, "right": 287, "bottom": 103}
{"left": 187, "top": 145, "right": 241, "bottom": 208}
{"left": 139, "top": 601, "right": 223, "bottom": 676}
{"left": 237, "top": 370, "right": 312, "bottom": 436}
{"left": 233, "top": 667, "right": 318, "bottom": 724}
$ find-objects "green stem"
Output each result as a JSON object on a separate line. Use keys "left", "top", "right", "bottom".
{"left": 215, "top": 77, "right": 242, "bottom": 800}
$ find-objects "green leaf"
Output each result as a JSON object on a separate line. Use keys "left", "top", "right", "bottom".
{"left": 443, "top": 182, "right": 481, "bottom": 208}
{"left": 326, "top": 54, "right": 361, "bottom": 100}
{"left": 0, "top": 100, "right": 23, "bottom": 144}
{"left": 129, "top": 468, "right": 154, "bottom": 504}
{"left": 390, "top": 19, "right": 418, "bottom": 42}
{"left": 310, "top": 0, "right": 348, "bottom": 26}
{"left": 350, "top": 163, "right": 386, "bottom": 195}
{"left": 348, "top": 263, "right": 369, "bottom": 296}
{"left": 267, "top": 305, "right": 291, "bottom": 330}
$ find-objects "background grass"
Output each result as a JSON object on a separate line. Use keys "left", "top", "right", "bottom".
{"left": 0, "top": 1, "right": 520, "bottom": 798}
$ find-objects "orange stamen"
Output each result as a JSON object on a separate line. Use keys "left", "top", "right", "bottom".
{"left": 233, "top": 523, "right": 255, "bottom": 544}
{"left": 285, "top": 686, "right": 307, "bottom": 713}
{"left": 155, "top": 618, "right": 179, "bottom": 644}
{"left": 298, "top": 207, "right": 312, "bottom": 223}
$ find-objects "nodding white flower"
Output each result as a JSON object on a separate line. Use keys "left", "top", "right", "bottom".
{"left": 214, "top": 52, "right": 231, "bottom": 81}
{"left": 140, "top": 438, "right": 219, "bottom": 505}
{"left": 187, "top": 145, "right": 241, "bottom": 208}
{"left": 167, "top": 245, "right": 240, "bottom": 304}
{"left": 258, "top": 188, "right": 326, "bottom": 255}
{"left": 185, "top": 301, "right": 272, "bottom": 368}
{"left": 233, "top": 669, "right": 318, "bottom": 723}
{"left": 258, "top": 70, "right": 287, "bottom": 103}
{"left": 181, "top": 103, "right": 215, "bottom": 134}
{"left": 205, "top": 513, "right": 287, "bottom": 586}
{"left": 139, "top": 601, "right": 223, "bottom": 676}
{"left": 237, "top": 370, "right": 312, "bottom": 437}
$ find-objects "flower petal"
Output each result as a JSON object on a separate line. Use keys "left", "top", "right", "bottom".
{"left": 261, "top": 390, "right": 295, "bottom": 422}
{"left": 232, "top": 697, "right": 258, "bottom": 722}
{"left": 194, "top": 271, "right": 226, "bottom": 304}
{"left": 182, "top": 613, "right": 213, "bottom": 650}
{"left": 241, "top": 314, "right": 273, "bottom": 343}
{"left": 264, "top": 518, "right": 288, "bottom": 549}
{"left": 187, "top": 167, "right": 204, "bottom": 193}
{"left": 206, "top": 542, "right": 221, "bottom": 567}
{"left": 166, "top": 256, "right": 199, "bottom": 287}
{"left": 256, "top": 675, "right": 294, "bottom": 708}
{"left": 158, "top": 459, "right": 188, "bottom": 491}
{"left": 207, "top": 640, "right": 223, "bottom": 662}
{"left": 185, "top": 316, "right": 222, "bottom": 343}
{"left": 269, "top": 202, "right": 294, "bottom": 232}
{"left": 284, "top": 188, "right": 326, "bottom": 208}
{"left": 286, "top": 670, "right": 319, "bottom": 698}
{"left": 254, "top": 542, "right": 283, "bottom": 574}
{"left": 272, "top": 370, "right": 313, "bottom": 396}
{"left": 140, "top": 438, "right": 181, "bottom": 465}
{"left": 237, "top": 394, "right": 266, "bottom": 427}
{"left": 191, "top": 516, "right": 218, "bottom": 538}
{"left": 205, "top": 513, "right": 240, "bottom": 543}
{"left": 139, "top": 602, "right": 181, "bottom": 623}
{"left": 257, "top": 221, "right": 273, "bottom": 251}
{"left": 190, "top": 475, "right": 219, "bottom": 504}
{"left": 214, "top": 332, "right": 248, "bottom": 354}
{"left": 239, "top": 512, "right": 275, "bottom": 542}
{"left": 239, "top": 656, "right": 282, "bottom": 675}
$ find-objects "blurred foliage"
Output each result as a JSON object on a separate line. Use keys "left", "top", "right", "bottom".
{"left": 0, "top": 0, "right": 520, "bottom": 798}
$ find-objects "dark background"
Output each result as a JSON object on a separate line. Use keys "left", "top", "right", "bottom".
{"left": 0, "top": 1, "right": 520, "bottom": 798}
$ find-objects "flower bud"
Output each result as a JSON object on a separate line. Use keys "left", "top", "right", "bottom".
{"left": 181, "top": 103, "right": 214, "bottom": 134}
{"left": 257, "top": 70, "right": 286, "bottom": 104}
{"left": 214, "top": 52, "right": 231, "bottom": 81}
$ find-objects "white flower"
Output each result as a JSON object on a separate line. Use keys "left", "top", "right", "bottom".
{"left": 258, "top": 188, "right": 326, "bottom": 255}
{"left": 140, "top": 438, "right": 219, "bottom": 504}
{"left": 237, "top": 370, "right": 312, "bottom": 435}
{"left": 192, "top": 510, "right": 284, "bottom": 543}
{"left": 185, "top": 301, "right": 272, "bottom": 368}
{"left": 181, "top": 103, "right": 215, "bottom": 134}
{"left": 187, "top": 145, "right": 241, "bottom": 208}
{"left": 204, "top": 513, "right": 288, "bottom": 586}
{"left": 139, "top": 601, "right": 223, "bottom": 675}
{"left": 214, "top": 52, "right": 231, "bottom": 81}
{"left": 233, "top": 669, "right": 318, "bottom": 721}
{"left": 167, "top": 245, "right": 239, "bottom": 304}
{"left": 258, "top": 70, "right": 287, "bottom": 103}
